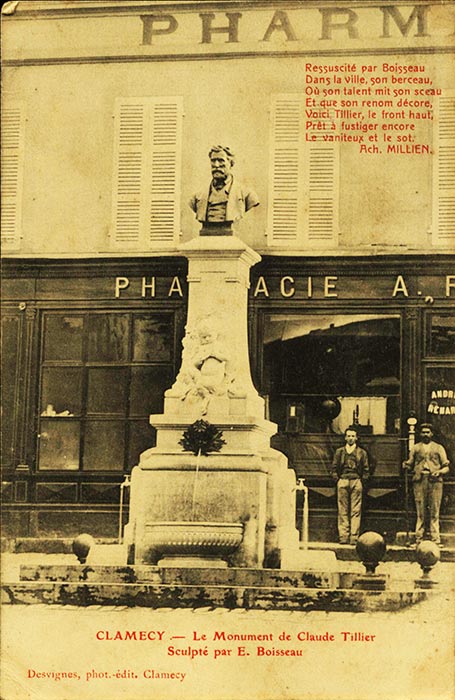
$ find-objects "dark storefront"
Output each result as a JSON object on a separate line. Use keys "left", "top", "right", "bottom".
{"left": 2, "top": 254, "right": 454, "bottom": 542}
{"left": 1, "top": 258, "right": 188, "bottom": 538}
{"left": 250, "top": 255, "right": 455, "bottom": 542}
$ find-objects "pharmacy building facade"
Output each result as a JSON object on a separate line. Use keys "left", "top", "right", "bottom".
{"left": 2, "top": 1, "right": 454, "bottom": 542}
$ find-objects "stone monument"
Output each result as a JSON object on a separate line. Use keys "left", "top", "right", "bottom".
{"left": 125, "top": 147, "right": 299, "bottom": 567}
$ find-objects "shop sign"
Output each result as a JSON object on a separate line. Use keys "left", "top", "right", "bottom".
{"left": 140, "top": 6, "right": 439, "bottom": 47}
{"left": 249, "top": 274, "right": 455, "bottom": 300}
{"left": 112, "top": 274, "right": 454, "bottom": 300}
{"left": 114, "top": 276, "right": 184, "bottom": 298}
{"left": 427, "top": 389, "right": 455, "bottom": 416}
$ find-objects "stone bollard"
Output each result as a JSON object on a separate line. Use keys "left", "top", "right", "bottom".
{"left": 353, "top": 532, "right": 387, "bottom": 591}
{"left": 72, "top": 534, "right": 95, "bottom": 564}
{"left": 415, "top": 541, "right": 440, "bottom": 589}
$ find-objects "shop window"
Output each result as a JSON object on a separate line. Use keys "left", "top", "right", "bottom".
{"left": 268, "top": 94, "right": 339, "bottom": 248}
{"left": 424, "top": 366, "right": 455, "bottom": 462}
{"left": 41, "top": 368, "right": 82, "bottom": 416}
{"left": 39, "top": 421, "right": 80, "bottom": 471}
{"left": 427, "top": 314, "right": 455, "bottom": 357}
{"left": 38, "top": 311, "right": 175, "bottom": 471}
{"left": 111, "top": 97, "right": 183, "bottom": 250}
{"left": 129, "top": 366, "right": 174, "bottom": 415}
{"left": 263, "top": 313, "right": 400, "bottom": 435}
{"left": 43, "top": 315, "right": 83, "bottom": 361}
{"left": 86, "top": 368, "right": 128, "bottom": 415}
{"left": 87, "top": 313, "right": 129, "bottom": 362}
{"left": 133, "top": 314, "right": 172, "bottom": 361}
{"left": 83, "top": 421, "right": 125, "bottom": 471}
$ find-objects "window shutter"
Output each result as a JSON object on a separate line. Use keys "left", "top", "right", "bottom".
{"left": 112, "top": 100, "right": 145, "bottom": 247}
{"left": 148, "top": 99, "right": 182, "bottom": 246}
{"left": 306, "top": 135, "right": 340, "bottom": 247}
{"left": 268, "top": 95, "right": 339, "bottom": 249}
{"left": 432, "top": 93, "right": 455, "bottom": 245}
{"left": 111, "top": 97, "right": 182, "bottom": 249}
{"left": 1, "top": 104, "right": 24, "bottom": 250}
{"left": 268, "top": 95, "right": 303, "bottom": 246}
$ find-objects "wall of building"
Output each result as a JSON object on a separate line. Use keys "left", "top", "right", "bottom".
{"left": 2, "top": 1, "right": 454, "bottom": 256}
{"left": 2, "top": 1, "right": 454, "bottom": 543}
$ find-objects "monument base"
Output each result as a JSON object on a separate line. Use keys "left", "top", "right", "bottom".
{"left": 124, "top": 232, "right": 299, "bottom": 569}
{"left": 125, "top": 419, "right": 299, "bottom": 568}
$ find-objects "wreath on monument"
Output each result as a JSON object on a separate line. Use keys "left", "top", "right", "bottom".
{"left": 179, "top": 419, "right": 225, "bottom": 456}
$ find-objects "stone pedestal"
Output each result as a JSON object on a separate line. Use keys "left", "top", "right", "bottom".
{"left": 125, "top": 233, "right": 299, "bottom": 567}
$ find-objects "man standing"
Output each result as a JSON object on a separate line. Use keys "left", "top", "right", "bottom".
{"left": 403, "top": 423, "right": 450, "bottom": 546}
{"left": 331, "top": 427, "right": 369, "bottom": 545}
{"left": 190, "top": 145, "right": 259, "bottom": 225}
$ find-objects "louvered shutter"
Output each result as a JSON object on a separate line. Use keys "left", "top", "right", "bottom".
{"left": 148, "top": 99, "right": 182, "bottom": 246}
{"left": 112, "top": 100, "right": 145, "bottom": 247}
{"left": 1, "top": 104, "right": 24, "bottom": 250}
{"left": 268, "top": 95, "right": 339, "bottom": 248}
{"left": 433, "top": 93, "right": 455, "bottom": 245}
{"left": 111, "top": 97, "right": 182, "bottom": 249}
{"left": 268, "top": 95, "right": 303, "bottom": 246}
{"left": 306, "top": 131, "right": 340, "bottom": 247}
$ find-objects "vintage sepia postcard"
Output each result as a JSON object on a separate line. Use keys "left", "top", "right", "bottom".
{"left": 1, "top": 1, "right": 454, "bottom": 699}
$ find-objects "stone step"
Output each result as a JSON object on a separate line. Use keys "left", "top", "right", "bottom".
{"left": 1, "top": 580, "right": 428, "bottom": 613}
{"left": 18, "top": 564, "right": 342, "bottom": 589}
{"left": 305, "top": 541, "right": 455, "bottom": 562}
{"left": 394, "top": 531, "right": 455, "bottom": 549}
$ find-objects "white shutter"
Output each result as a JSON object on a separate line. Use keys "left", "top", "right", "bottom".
{"left": 148, "top": 99, "right": 182, "bottom": 246}
{"left": 268, "top": 95, "right": 339, "bottom": 249}
{"left": 268, "top": 95, "right": 303, "bottom": 246}
{"left": 306, "top": 137, "right": 340, "bottom": 247}
{"left": 1, "top": 104, "right": 24, "bottom": 250}
{"left": 111, "top": 97, "right": 182, "bottom": 249}
{"left": 112, "top": 100, "right": 145, "bottom": 247}
{"left": 432, "top": 93, "right": 455, "bottom": 245}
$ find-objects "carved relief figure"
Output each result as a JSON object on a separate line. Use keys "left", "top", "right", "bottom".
{"left": 169, "top": 316, "right": 237, "bottom": 414}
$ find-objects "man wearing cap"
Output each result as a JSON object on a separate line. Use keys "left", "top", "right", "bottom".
{"left": 190, "top": 146, "right": 259, "bottom": 226}
{"left": 403, "top": 423, "right": 450, "bottom": 546}
{"left": 331, "top": 426, "right": 370, "bottom": 545}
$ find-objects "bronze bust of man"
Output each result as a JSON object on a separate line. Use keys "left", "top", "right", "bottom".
{"left": 189, "top": 145, "right": 259, "bottom": 228}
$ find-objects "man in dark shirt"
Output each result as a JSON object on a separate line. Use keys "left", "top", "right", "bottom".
{"left": 331, "top": 427, "right": 369, "bottom": 545}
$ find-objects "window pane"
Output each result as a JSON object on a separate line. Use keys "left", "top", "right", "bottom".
{"left": 128, "top": 421, "right": 156, "bottom": 469}
{"left": 87, "top": 314, "right": 129, "bottom": 362}
{"left": 264, "top": 314, "right": 400, "bottom": 435}
{"left": 41, "top": 368, "right": 82, "bottom": 416}
{"left": 430, "top": 315, "right": 455, "bottom": 356}
{"left": 87, "top": 368, "right": 128, "bottom": 415}
{"left": 133, "top": 315, "right": 172, "bottom": 362}
{"left": 425, "top": 366, "right": 455, "bottom": 462}
{"left": 44, "top": 315, "right": 83, "bottom": 361}
{"left": 83, "top": 421, "right": 125, "bottom": 471}
{"left": 38, "top": 420, "right": 80, "bottom": 470}
{"left": 129, "top": 366, "right": 174, "bottom": 415}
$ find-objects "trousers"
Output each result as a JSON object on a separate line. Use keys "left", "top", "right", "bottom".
{"left": 337, "top": 478, "right": 363, "bottom": 544}
{"left": 413, "top": 476, "right": 443, "bottom": 544}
